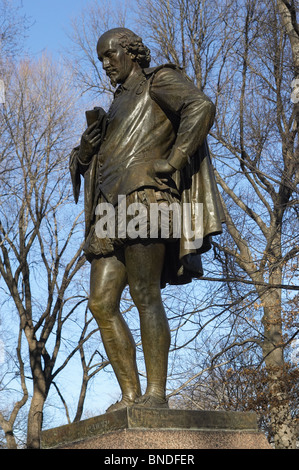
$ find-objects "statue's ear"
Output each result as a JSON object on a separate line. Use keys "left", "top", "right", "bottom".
{"left": 128, "top": 52, "right": 137, "bottom": 61}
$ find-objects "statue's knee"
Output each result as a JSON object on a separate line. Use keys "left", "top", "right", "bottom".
{"left": 129, "top": 282, "right": 145, "bottom": 305}
{"left": 129, "top": 281, "right": 160, "bottom": 309}
{"left": 88, "top": 295, "right": 109, "bottom": 320}
{"left": 88, "top": 296, "right": 98, "bottom": 315}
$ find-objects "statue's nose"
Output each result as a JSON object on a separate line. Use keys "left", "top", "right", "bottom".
{"left": 103, "top": 57, "right": 110, "bottom": 69}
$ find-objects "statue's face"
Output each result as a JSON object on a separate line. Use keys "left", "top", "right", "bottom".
{"left": 97, "top": 34, "right": 137, "bottom": 87}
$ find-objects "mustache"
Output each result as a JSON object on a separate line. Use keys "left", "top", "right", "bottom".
{"left": 105, "top": 68, "right": 116, "bottom": 76}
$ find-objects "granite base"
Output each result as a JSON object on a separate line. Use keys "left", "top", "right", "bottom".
{"left": 41, "top": 407, "right": 271, "bottom": 450}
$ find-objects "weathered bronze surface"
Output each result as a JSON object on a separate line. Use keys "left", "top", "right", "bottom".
{"left": 70, "top": 28, "right": 224, "bottom": 412}
{"left": 41, "top": 408, "right": 259, "bottom": 449}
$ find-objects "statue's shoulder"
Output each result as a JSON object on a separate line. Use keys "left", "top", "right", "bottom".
{"left": 143, "top": 63, "right": 192, "bottom": 86}
{"left": 143, "top": 63, "right": 182, "bottom": 78}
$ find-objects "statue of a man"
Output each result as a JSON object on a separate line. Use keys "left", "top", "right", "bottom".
{"left": 70, "top": 28, "right": 224, "bottom": 412}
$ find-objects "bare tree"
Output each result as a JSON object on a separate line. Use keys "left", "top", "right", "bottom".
{"left": 211, "top": 0, "right": 298, "bottom": 448}
{"left": 0, "top": 0, "right": 30, "bottom": 63}
{"left": 137, "top": 0, "right": 233, "bottom": 89}
{"left": 0, "top": 55, "right": 94, "bottom": 448}
{"left": 135, "top": 0, "right": 299, "bottom": 448}
{"left": 277, "top": 0, "right": 299, "bottom": 124}
{"left": 65, "top": 0, "right": 130, "bottom": 100}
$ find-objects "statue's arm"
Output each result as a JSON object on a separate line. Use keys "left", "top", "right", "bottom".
{"left": 150, "top": 68, "right": 216, "bottom": 172}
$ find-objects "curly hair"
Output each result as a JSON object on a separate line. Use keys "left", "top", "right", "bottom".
{"left": 99, "top": 28, "right": 151, "bottom": 68}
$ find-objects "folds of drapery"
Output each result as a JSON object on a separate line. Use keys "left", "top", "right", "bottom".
{"left": 161, "top": 139, "right": 225, "bottom": 287}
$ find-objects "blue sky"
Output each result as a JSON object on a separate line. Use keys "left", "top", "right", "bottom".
{"left": 19, "top": 0, "right": 88, "bottom": 56}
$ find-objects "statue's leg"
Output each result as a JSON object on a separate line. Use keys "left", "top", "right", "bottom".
{"left": 125, "top": 242, "right": 170, "bottom": 407}
{"left": 88, "top": 252, "right": 141, "bottom": 411}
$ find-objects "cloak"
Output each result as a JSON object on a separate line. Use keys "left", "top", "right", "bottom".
{"left": 162, "top": 139, "right": 225, "bottom": 287}
{"left": 69, "top": 71, "right": 225, "bottom": 288}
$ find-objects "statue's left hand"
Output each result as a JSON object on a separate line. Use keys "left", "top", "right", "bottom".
{"left": 80, "top": 121, "right": 102, "bottom": 160}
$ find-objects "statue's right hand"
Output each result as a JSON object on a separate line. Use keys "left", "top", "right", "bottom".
{"left": 80, "top": 121, "right": 102, "bottom": 158}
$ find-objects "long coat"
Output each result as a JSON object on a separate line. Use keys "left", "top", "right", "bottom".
{"left": 70, "top": 65, "right": 225, "bottom": 287}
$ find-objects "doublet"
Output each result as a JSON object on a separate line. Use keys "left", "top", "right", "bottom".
{"left": 79, "top": 65, "right": 216, "bottom": 206}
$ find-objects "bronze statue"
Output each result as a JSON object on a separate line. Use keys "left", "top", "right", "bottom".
{"left": 70, "top": 28, "right": 224, "bottom": 412}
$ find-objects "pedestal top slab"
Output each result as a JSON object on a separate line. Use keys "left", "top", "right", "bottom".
{"left": 41, "top": 407, "right": 259, "bottom": 449}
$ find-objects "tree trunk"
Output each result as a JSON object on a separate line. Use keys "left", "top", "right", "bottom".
{"left": 73, "top": 374, "right": 88, "bottom": 423}
{"left": 26, "top": 338, "right": 47, "bottom": 449}
{"left": 276, "top": 0, "right": 299, "bottom": 125}
{"left": 260, "top": 288, "right": 296, "bottom": 448}
{"left": 262, "top": 337, "right": 296, "bottom": 448}
{"left": 0, "top": 424, "right": 18, "bottom": 449}
{"left": 26, "top": 387, "right": 46, "bottom": 449}
{"left": 5, "top": 431, "right": 18, "bottom": 449}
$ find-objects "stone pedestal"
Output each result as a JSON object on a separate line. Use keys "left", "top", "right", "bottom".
{"left": 41, "top": 407, "right": 271, "bottom": 449}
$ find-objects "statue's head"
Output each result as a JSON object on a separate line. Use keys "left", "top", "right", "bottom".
{"left": 97, "top": 28, "right": 151, "bottom": 87}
